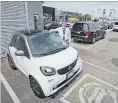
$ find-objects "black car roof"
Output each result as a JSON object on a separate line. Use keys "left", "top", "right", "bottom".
{"left": 13, "top": 29, "right": 49, "bottom": 36}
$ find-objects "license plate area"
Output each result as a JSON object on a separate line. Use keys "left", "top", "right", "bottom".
{"left": 66, "top": 69, "right": 75, "bottom": 79}
{"left": 77, "top": 31, "right": 81, "bottom": 34}
{"left": 78, "top": 38, "right": 83, "bottom": 41}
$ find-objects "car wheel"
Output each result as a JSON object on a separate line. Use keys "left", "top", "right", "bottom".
{"left": 91, "top": 36, "right": 96, "bottom": 44}
{"left": 73, "top": 38, "right": 78, "bottom": 42}
{"left": 30, "top": 76, "right": 45, "bottom": 98}
{"left": 8, "top": 55, "right": 17, "bottom": 70}
{"left": 102, "top": 33, "right": 106, "bottom": 39}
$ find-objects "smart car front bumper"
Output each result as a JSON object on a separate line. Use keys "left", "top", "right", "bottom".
{"left": 41, "top": 58, "right": 83, "bottom": 96}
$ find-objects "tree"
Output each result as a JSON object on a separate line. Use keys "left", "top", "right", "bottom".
{"left": 85, "top": 14, "right": 92, "bottom": 21}
{"left": 79, "top": 13, "right": 92, "bottom": 21}
{"left": 79, "top": 14, "right": 85, "bottom": 21}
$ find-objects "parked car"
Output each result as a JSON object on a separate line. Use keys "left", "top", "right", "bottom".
{"left": 99, "top": 22, "right": 108, "bottom": 30}
{"left": 71, "top": 22, "right": 106, "bottom": 44}
{"left": 108, "top": 21, "right": 113, "bottom": 29}
{"left": 113, "top": 21, "right": 118, "bottom": 31}
{"left": 44, "top": 22, "right": 62, "bottom": 30}
{"left": 8, "top": 29, "right": 83, "bottom": 98}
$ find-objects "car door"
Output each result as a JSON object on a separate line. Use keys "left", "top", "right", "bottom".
{"left": 98, "top": 23, "right": 104, "bottom": 38}
{"left": 13, "top": 36, "right": 30, "bottom": 76}
{"left": 9, "top": 35, "right": 18, "bottom": 66}
{"left": 95, "top": 23, "right": 103, "bottom": 39}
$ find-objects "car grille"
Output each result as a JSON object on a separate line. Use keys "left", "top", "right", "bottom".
{"left": 53, "top": 69, "right": 79, "bottom": 90}
{"left": 57, "top": 59, "right": 77, "bottom": 75}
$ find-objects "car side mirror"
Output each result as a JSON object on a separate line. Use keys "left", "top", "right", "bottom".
{"left": 15, "top": 50, "right": 25, "bottom": 56}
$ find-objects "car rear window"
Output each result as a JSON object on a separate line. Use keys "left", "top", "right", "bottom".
{"left": 115, "top": 22, "right": 118, "bottom": 25}
{"left": 73, "top": 23, "right": 88, "bottom": 31}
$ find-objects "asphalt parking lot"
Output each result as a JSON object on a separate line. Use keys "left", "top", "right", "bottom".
{"left": 1, "top": 30, "right": 118, "bottom": 103}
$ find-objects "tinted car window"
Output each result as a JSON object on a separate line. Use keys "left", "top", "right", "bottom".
{"left": 83, "top": 24, "right": 88, "bottom": 31}
{"left": 89, "top": 23, "right": 94, "bottom": 29}
{"left": 93, "top": 23, "right": 99, "bottom": 29}
{"left": 15, "top": 36, "right": 29, "bottom": 57}
{"left": 93, "top": 24, "right": 97, "bottom": 29}
{"left": 115, "top": 22, "right": 118, "bottom": 25}
{"left": 73, "top": 23, "right": 84, "bottom": 31}
{"left": 10, "top": 35, "right": 17, "bottom": 46}
{"left": 96, "top": 23, "right": 100, "bottom": 29}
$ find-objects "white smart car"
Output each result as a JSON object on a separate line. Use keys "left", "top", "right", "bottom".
{"left": 8, "top": 29, "right": 83, "bottom": 98}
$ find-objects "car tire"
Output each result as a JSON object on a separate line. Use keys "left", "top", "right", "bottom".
{"left": 8, "top": 55, "right": 17, "bottom": 70}
{"left": 73, "top": 38, "right": 78, "bottom": 42}
{"left": 30, "top": 76, "right": 45, "bottom": 98}
{"left": 102, "top": 33, "right": 106, "bottom": 39}
{"left": 91, "top": 35, "right": 96, "bottom": 44}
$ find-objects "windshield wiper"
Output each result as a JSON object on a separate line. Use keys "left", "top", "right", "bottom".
{"left": 33, "top": 47, "right": 68, "bottom": 57}
{"left": 33, "top": 53, "right": 49, "bottom": 57}
{"left": 43, "top": 47, "right": 68, "bottom": 55}
{"left": 48, "top": 47, "right": 68, "bottom": 54}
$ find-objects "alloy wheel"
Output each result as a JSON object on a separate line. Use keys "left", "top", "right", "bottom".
{"left": 30, "top": 77, "right": 42, "bottom": 97}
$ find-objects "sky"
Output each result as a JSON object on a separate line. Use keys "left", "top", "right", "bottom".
{"left": 44, "top": 1, "right": 118, "bottom": 18}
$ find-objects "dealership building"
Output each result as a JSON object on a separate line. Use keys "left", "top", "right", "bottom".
{"left": 1, "top": 1, "right": 43, "bottom": 57}
{"left": 43, "top": 6, "right": 55, "bottom": 22}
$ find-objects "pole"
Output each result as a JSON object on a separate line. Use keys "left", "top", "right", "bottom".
{"left": 25, "top": 1, "right": 30, "bottom": 33}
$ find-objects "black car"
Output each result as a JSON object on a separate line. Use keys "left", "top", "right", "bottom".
{"left": 108, "top": 21, "right": 113, "bottom": 29}
{"left": 44, "top": 22, "right": 62, "bottom": 30}
{"left": 71, "top": 22, "right": 106, "bottom": 44}
{"left": 99, "top": 22, "right": 108, "bottom": 30}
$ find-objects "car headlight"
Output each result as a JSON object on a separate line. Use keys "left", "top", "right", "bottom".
{"left": 40, "top": 66, "right": 56, "bottom": 76}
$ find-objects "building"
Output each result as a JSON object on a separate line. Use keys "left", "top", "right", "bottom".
{"left": 55, "top": 9, "right": 63, "bottom": 21}
{"left": 1, "top": 1, "right": 43, "bottom": 57}
{"left": 55, "top": 9, "right": 80, "bottom": 21}
{"left": 43, "top": 6, "right": 55, "bottom": 22}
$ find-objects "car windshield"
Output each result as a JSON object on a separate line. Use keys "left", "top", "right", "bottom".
{"left": 115, "top": 22, "right": 118, "bottom": 25}
{"left": 27, "top": 32, "right": 69, "bottom": 57}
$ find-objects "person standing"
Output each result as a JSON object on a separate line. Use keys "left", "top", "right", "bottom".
{"left": 50, "top": 22, "right": 71, "bottom": 45}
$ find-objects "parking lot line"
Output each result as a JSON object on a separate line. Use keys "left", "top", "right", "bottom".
{"left": 83, "top": 60, "right": 118, "bottom": 76}
{"left": 86, "top": 39, "right": 106, "bottom": 50}
{"left": 87, "top": 74, "right": 118, "bottom": 90}
{"left": 0, "top": 73, "right": 21, "bottom": 103}
{"left": 63, "top": 74, "right": 89, "bottom": 97}
{"left": 86, "top": 42, "right": 100, "bottom": 49}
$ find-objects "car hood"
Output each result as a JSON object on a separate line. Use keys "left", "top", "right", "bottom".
{"left": 31, "top": 46, "right": 78, "bottom": 70}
